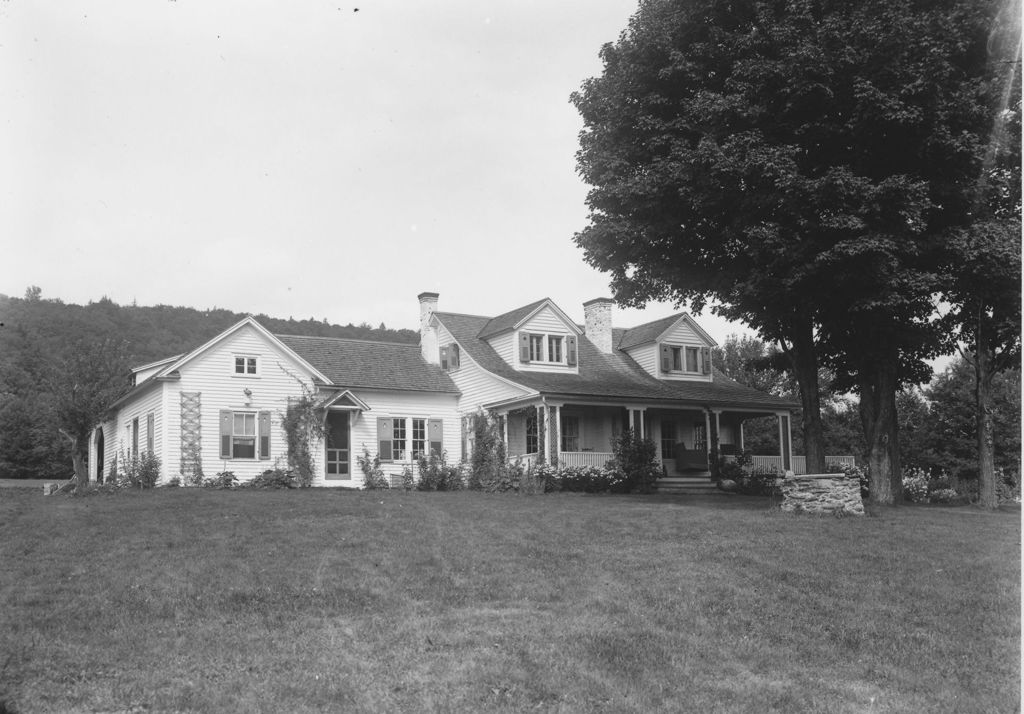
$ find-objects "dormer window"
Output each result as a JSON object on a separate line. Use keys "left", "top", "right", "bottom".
{"left": 529, "top": 334, "right": 544, "bottom": 362}
{"left": 547, "top": 336, "right": 563, "bottom": 363}
{"left": 234, "top": 355, "right": 258, "bottom": 375}
{"left": 519, "top": 331, "right": 578, "bottom": 367}
{"left": 662, "top": 345, "right": 710, "bottom": 375}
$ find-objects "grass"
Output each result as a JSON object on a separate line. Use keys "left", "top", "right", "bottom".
{"left": 0, "top": 488, "right": 1018, "bottom": 713}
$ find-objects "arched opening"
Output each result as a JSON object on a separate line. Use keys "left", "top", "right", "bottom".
{"left": 95, "top": 427, "right": 105, "bottom": 484}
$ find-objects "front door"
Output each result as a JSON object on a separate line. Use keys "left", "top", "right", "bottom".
{"left": 95, "top": 427, "right": 105, "bottom": 484}
{"left": 325, "top": 412, "right": 350, "bottom": 480}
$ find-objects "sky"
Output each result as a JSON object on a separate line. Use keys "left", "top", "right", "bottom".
{"left": 0, "top": 0, "right": 766, "bottom": 344}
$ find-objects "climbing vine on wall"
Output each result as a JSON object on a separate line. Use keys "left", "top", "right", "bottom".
{"left": 278, "top": 365, "right": 325, "bottom": 487}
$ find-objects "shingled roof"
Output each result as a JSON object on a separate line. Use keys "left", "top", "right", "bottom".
{"left": 276, "top": 334, "right": 458, "bottom": 393}
{"left": 476, "top": 298, "right": 552, "bottom": 340}
{"left": 434, "top": 311, "right": 796, "bottom": 409}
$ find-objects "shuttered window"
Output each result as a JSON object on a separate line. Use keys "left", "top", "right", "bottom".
{"left": 219, "top": 410, "right": 270, "bottom": 459}
{"left": 529, "top": 334, "right": 544, "bottom": 362}
{"left": 412, "top": 418, "right": 426, "bottom": 458}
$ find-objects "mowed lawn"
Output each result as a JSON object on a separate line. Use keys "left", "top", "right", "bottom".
{"left": 0, "top": 489, "right": 1018, "bottom": 713}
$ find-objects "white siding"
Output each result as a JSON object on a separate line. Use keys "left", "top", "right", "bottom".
{"left": 109, "top": 384, "right": 165, "bottom": 480}
{"left": 625, "top": 344, "right": 658, "bottom": 377}
{"left": 168, "top": 323, "right": 319, "bottom": 484}
{"left": 515, "top": 305, "right": 580, "bottom": 374}
{"left": 486, "top": 332, "right": 515, "bottom": 365}
{"left": 326, "top": 389, "right": 461, "bottom": 488}
{"left": 628, "top": 317, "right": 713, "bottom": 382}
{"left": 436, "top": 322, "right": 530, "bottom": 411}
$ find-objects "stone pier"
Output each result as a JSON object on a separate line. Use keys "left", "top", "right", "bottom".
{"left": 779, "top": 473, "right": 865, "bottom": 516}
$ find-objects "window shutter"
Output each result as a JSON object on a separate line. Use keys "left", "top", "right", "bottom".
{"left": 450, "top": 344, "right": 460, "bottom": 369}
{"left": 220, "top": 410, "right": 232, "bottom": 459}
{"left": 660, "top": 344, "right": 672, "bottom": 373}
{"left": 566, "top": 335, "right": 577, "bottom": 366}
{"left": 428, "top": 418, "right": 443, "bottom": 457}
{"left": 701, "top": 347, "right": 712, "bottom": 374}
{"left": 519, "top": 332, "right": 531, "bottom": 362}
{"left": 146, "top": 413, "right": 154, "bottom": 453}
{"left": 258, "top": 411, "right": 271, "bottom": 460}
{"left": 377, "top": 418, "right": 393, "bottom": 461}
{"left": 439, "top": 344, "right": 449, "bottom": 370}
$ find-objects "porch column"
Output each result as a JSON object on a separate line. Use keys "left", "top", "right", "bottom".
{"left": 738, "top": 419, "right": 745, "bottom": 451}
{"left": 551, "top": 404, "right": 561, "bottom": 464}
{"left": 704, "top": 411, "right": 712, "bottom": 455}
{"left": 502, "top": 412, "right": 509, "bottom": 454}
{"left": 628, "top": 407, "right": 646, "bottom": 438}
{"left": 536, "top": 404, "right": 546, "bottom": 462}
{"left": 777, "top": 412, "right": 793, "bottom": 473}
{"left": 713, "top": 410, "right": 721, "bottom": 449}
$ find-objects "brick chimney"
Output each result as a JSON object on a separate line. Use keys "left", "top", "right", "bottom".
{"left": 418, "top": 292, "right": 440, "bottom": 364}
{"left": 584, "top": 298, "right": 614, "bottom": 353}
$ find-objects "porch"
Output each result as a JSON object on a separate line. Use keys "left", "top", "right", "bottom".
{"left": 489, "top": 399, "right": 799, "bottom": 479}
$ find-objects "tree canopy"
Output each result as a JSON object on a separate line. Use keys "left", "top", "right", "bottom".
{"left": 572, "top": 0, "right": 1013, "bottom": 502}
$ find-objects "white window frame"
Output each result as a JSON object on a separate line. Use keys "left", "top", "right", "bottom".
{"left": 685, "top": 346, "right": 700, "bottom": 373}
{"left": 233, "top": 354, "right": 259, "bottom": 376}
{"left": 547, "top": 336, "right": 563, "bottom": 364}
{"left": 231, "top": 412, "right": 258, "bottom": 459}
{"left": 528, "top": 334, "right": 545, "bottom": 362}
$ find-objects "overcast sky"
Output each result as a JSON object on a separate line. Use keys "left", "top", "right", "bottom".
{"left": 2, "top": 1, "right": 754, "bottom": 345}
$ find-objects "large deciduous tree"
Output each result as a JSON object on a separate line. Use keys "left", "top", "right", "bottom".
{"left": 572, "top": 0, "right": 1005, "bottom": 502}
{"left": 43, "top": 339, "right": 130, "bottom": 489}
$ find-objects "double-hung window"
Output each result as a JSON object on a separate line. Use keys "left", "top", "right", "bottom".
{"left": 529, "top": 334, "right": 544, "bottom": 362}
{"left": 392, "top": 418, "right": 407, "bottom": 460}
{"left": 220, "top": 410, "right": 271, "bottom": 460}
{"left": 671, "top": 347, "right": 683, "bottom": 371}
{"left": 548, "top": 336, "right": 563, "bottom": 363}
{"left": 231, "top": 413, "right": 257, "bottom": 458}
{"left": 685, "top": 347, "right": 700, "bottom": 373}
{"left": 234, "top": 355, "right": 258, "bottom": 375}
{"left": 411, "top": 418, "right": 427, "bottom": 459}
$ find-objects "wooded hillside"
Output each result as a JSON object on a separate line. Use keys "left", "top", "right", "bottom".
{"left": 0, "top": 290, "right": 417, "bottom": 479}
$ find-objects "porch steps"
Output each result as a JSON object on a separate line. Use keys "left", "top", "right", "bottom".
{"left": 656, "top": 476, "right": 721, "bottom": 495}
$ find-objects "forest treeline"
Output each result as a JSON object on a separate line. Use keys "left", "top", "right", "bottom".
{"left": 0, "top": 289, "right": 416, "bottom": 479}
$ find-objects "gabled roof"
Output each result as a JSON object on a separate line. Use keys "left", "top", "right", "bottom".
{"left": 153, "top": 316, "right": 333, "bottom": 385}
{"left": 131, "top": 354, "right": 183, "bottom": 375}
{"left": 618, "top": 313, "right": 718, "bottom": 351}
{"left": 477, "top": 298, "right": 583, "bottom": 340}
{"left": 435, "top": 311, "right": 796, "bottom": 409}
{"left": 276, "top": 335, "right": 458, "bottom": 394}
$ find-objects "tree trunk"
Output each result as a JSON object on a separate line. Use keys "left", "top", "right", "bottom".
{"left": 60, "top": 428, "right": 90, "bottom": 491}
{"left": 858, "top": 360, "right": 901, "bottom": 504}
{"left": 786, "top": 319, "right": 826, "bottom": 474}
{"left": 975, "top": 343, "right": 997, "bottom": 508}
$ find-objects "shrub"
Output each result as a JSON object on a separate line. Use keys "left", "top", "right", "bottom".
{"left": 997, "top": 468, "right": 1021, "bottom": 504}
{"left": 248, "top": 468, "right": 297, "bottom": 489}
{"left": 204, "top": 471, "right": 238, "bottom": 489}
{"left": 398, "top": 465, "right": 415, "bottom": 491}
{"left": 558, "top": 465, "right": 629, "bottom": 493}
{"left": 165, "top": 476, "right": 181, "bottom": 487}
{"left": 282, "top": 394, "right": 324, "bottom": 487}
{"left": 902, "top": 467, "right": 930, "bottom": 503}
{"left": 734, "top": 471, "right": 781, "bottom": 497}
{"left": 180, "top": 442, "right": 205, "bottom": 486}
{"left": 608, "top": 428, "right": 660, "bottom": 494}
{"left": 357, "top": 448, "right": 389, "bottom": 490}
{"left": 929, "top": 488, "right": 959, "bottom": 504}
{"left": 467, "top": 411, "right": 511, "bottom": 491}
{"left": 416, "top": 452, "right": 464, "bottom": 491}
{"left": 111, "top": 449, "right": 161, "bottom": 489}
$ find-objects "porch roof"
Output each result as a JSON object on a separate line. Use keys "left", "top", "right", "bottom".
{"left": 434, "top": 312, "right": 798, "bottom": 410}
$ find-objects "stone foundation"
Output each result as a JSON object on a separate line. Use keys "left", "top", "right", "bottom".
{"left": 779, "top": 473, "right": 865, "bottom": 516}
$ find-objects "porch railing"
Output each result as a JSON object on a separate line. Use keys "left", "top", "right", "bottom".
{"left": 738, "top": 454, "right": 856, "bottom": 475}
{"left": 558, "top": 451, "right": 614, "bottom": 469}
